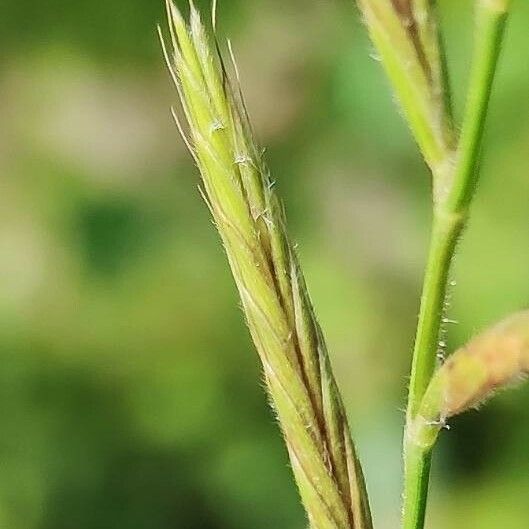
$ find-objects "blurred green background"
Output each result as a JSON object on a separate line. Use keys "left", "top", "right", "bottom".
{"left": 1, "top": 1, "right": 528, "bottom": 528}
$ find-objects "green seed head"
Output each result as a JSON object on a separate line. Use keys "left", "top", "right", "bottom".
{"left": 357, "top": 0, "right": 455, "bottom": 190}
{"left": 159, "top": 3, "right": 373, "bottom": 528}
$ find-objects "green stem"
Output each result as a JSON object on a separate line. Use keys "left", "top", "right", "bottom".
{"left": 402, "top": 445, "right": 432, "bottom": 529}
{"left": 402, "top": 2, "right": 510, "bottom": 529}
{"left": 446, "top": 0, "right": 510, "bottom": 212}
{"left": 402, "top": 209, "right": 464, "bottom": 529}
{"left": 406, "top": 210, "right": 464, "bottom": 420}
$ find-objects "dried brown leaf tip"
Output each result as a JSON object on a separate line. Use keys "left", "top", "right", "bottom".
{"left": 412, "top": 310, "right": 529, "bottom": 448}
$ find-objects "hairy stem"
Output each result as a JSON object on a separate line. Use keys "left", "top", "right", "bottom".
{"left": 402, "top": 2, "right": 510, "bottom": 529}
{"left": 402, "top": 209, "right": 463, "bottom": 529}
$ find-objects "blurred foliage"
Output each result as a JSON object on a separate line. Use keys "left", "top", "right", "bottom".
{"left": 0, "top": 1, "right": 528, "bottom": 528}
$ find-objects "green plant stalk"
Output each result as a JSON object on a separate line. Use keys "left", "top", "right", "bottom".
{"left": 446, "top": 0, "right": 510, "bottom": 211}
{"left": 402, "top": 209, "right": 463, "bottom": 529}
{"left": 402, "top": 3, "right": 511, "bottom": 529}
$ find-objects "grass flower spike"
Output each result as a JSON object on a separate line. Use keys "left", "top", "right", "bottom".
{"left": 357, "top": 0, "right": 455, "bottom": 185}
{"left": 158, "top": 3, "right": 372, "bottom": 528}
{"left": 412, "top": 310, "right": 529, "bottom": 450}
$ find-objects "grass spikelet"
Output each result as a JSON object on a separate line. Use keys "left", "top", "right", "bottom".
{"left": 357, "top": 0, "right": 455, "bottom": 187}
{"left": 411, "top": 310, "right": 529, "bottom": 449}
{"left": 159, "top": 3, "right": 372, "bottom": 528}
